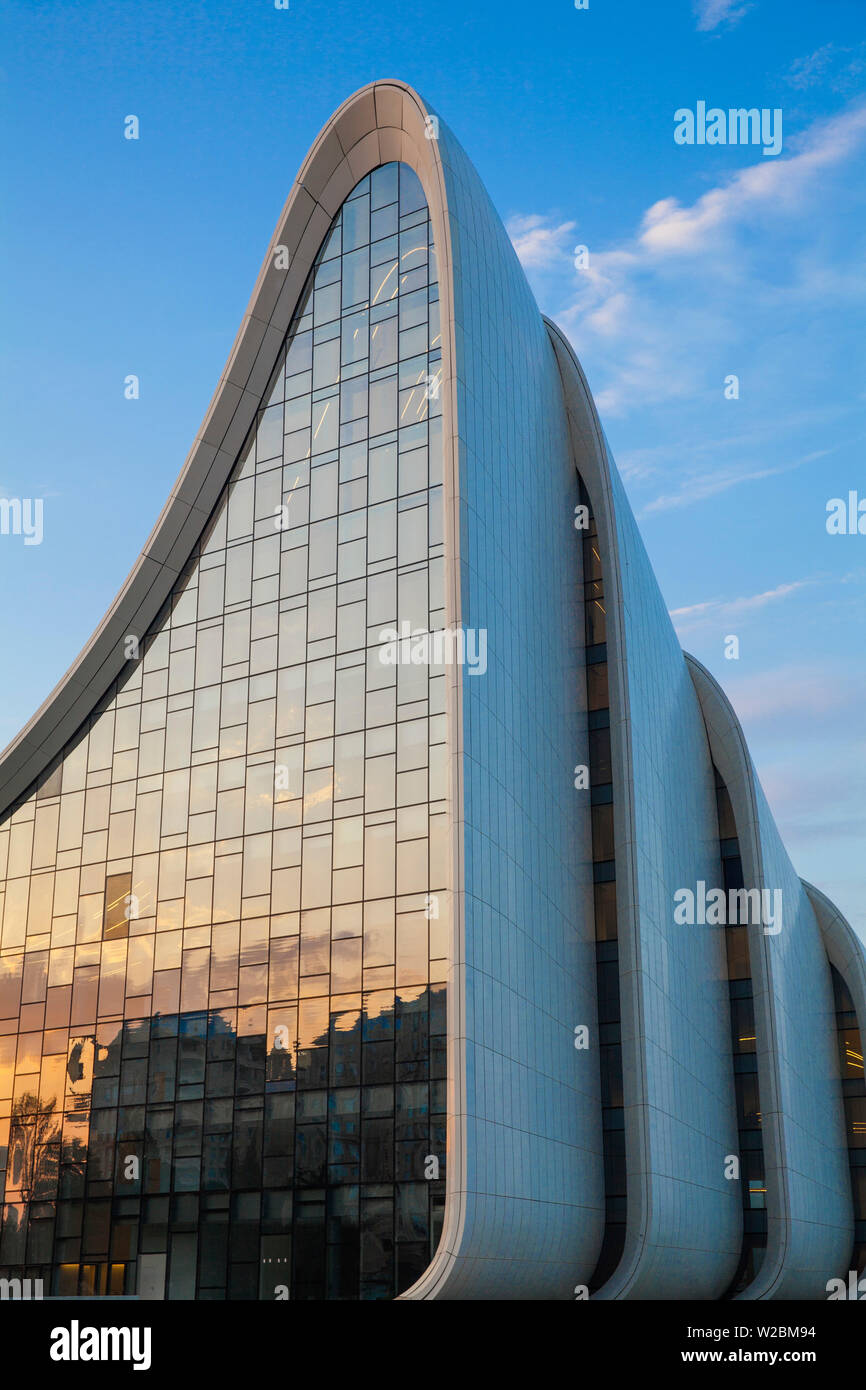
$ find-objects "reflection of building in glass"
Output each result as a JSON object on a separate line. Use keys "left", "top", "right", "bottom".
{"left": 0, "top": 82, "right": 864, "bottom": 1301}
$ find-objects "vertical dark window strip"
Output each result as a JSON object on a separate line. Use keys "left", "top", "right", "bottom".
{"left": 715, "top": 766, "right": 767, "bottom": 1298}
{"left": 577, "top": 477, "right": 626, "bottom": 1293}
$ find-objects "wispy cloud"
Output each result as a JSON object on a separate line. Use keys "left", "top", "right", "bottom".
{"left": 670, "top": 580, "right": 812, "bottom": 635}
{"left": 642, "top": 464, "right": 781, "bottom": 515}
{"left": 638, "top": 103, "right": 866, "bottom": 255}
{"left": 786, "top": 41, "right": 866, "bottom": 93}
{"left": 693, "top": 0, "right": 751, "bottom": 32}
{"left": 508, "top": 100, "right": 866, "bottom": 416}
{"left": 506, "top": 214, "right": 575, "bottom": 270}
{"left": 616, "top": 410, "right": 852, "bottom": 487}
{"left": 639, "top": 448, "right": 831, "bottom": 515}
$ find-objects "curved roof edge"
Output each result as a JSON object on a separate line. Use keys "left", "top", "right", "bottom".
{"left": 804, "top": 877, "right": 866, "bottom": 1060}
{"left": 683, "top": 653, "right": 767, "bottom": 886}
{"left": 0, "top": 79, "right": 453, "bottom": 822}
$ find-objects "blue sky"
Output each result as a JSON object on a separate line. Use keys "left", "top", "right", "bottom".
{"left": 2, "top": 0, "right": 865, "bottom": 931}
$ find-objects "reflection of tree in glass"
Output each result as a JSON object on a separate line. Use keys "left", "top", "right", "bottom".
{"left": 7, "top": 1094, "right": 61, "bottom": 1204}
{"left": 7, "top": 1094, "right": 85, "bottom": 1204}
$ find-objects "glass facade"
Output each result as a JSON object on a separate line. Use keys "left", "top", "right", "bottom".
{"left": 0, "top": 161, "right": 448, "bottom": 1299}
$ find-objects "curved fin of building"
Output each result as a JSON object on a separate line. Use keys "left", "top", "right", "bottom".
{"left": 547, "top": 321, "right": 742, "bottom": 1300}
{"left": 397, "top": 94, "right": 605, "bottom": 1304}
{"left": 686, "top": 656, "right": 853, "bottom": 1298}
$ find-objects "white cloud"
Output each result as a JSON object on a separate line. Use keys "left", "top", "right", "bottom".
{"left": 670, "top": 580, "right": 812, "bottom": 635}
{"left": 786, "top": 43, "right": 839, "bottom": 90}
{"left": 506, "top": 214, "right": 575, "bottom": 270}
{"left": 513, "top": 100, "right": 866, "bottom": 417}
{"left": 693, "top": 0, "right": 751, "bottom": 31}
{"left": 638, "top": 103, "right": 866, "bottom": 256}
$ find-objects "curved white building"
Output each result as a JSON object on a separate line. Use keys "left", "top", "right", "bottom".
{"left": 0, "top": 81, "right": 861, "bottom": 1301}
